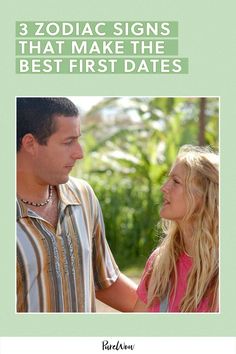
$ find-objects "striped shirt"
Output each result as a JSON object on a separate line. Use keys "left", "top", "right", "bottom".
{"left": 17, "top": 177, "right": 120, "bottom": 312}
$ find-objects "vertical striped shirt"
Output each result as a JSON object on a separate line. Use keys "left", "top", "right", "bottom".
{"left": 17, "top": 177, "right": 120, "bottom": 312}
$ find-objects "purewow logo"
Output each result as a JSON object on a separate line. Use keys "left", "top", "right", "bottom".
{"left": 102, "top": 340, "right": 135, "bottom": 351}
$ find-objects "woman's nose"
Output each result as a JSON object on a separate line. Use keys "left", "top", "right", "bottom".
{"left": 161, "top": 180, "right": 170, "bottom": 193}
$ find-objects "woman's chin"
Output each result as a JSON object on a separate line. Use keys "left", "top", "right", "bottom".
{"left": 160, "top": 207, "right": 168, "bottom": 219}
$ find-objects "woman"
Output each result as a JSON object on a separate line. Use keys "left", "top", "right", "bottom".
{"left": 134, "top": 145, "right": 219, "bottom": 312}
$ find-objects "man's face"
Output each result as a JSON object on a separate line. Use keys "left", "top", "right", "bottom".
{"left": 34, "top": 115, "right": 83, "bottom": 185}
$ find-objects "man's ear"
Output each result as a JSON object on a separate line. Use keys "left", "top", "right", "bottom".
{"left": 21, "top": 134, "right": 39, "bottom": 155}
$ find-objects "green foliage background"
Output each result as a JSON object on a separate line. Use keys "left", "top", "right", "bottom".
{"left": 72, "top": 97, "right": 219, "bottom": 271}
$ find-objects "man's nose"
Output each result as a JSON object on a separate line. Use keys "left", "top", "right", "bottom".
{"left": 72, "top": 143, "right": 84, "bottom": 160}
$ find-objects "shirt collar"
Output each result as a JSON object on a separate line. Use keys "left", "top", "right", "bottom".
{"left": 17, "top": 199, "right": 29, "bottom": 219}
{"left": 58, "top": 179, "right": 81, "bottom": 206}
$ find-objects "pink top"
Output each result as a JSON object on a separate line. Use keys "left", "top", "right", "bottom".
{"left": 137, "top": 250, "right": 211, "bottom": 312}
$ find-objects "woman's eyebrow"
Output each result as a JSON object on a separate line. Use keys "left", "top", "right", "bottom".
{"left": 169, "top": 173, "right": 183, "bottom": 180}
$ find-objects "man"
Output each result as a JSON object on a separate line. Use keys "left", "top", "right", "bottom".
{"left": 17, "top": 97, "right": 137, "bottom": 312}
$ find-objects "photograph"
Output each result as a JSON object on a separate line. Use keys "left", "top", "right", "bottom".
{"left": 16, "top": 96, "right": 219, "bottom": 313}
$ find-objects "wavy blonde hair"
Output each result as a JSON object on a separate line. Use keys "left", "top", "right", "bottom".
{"left": 147, "top": 145, "right": 219, "bottom": 312}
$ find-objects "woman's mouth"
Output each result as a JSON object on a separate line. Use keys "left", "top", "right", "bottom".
{"left": 163, "top": 198, "right": 170, "bottom": 206}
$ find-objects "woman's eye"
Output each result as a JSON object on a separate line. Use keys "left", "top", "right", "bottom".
{"left": 173, "top": 179, "right": 180, "bottom": 184}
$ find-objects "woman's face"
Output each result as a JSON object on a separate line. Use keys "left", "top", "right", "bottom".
{"left": 160, "top": 162, "right": 188, "bottom": 223}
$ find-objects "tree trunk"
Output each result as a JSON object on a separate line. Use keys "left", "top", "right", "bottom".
{"left": 198, "top": 98, "right": 206, "bottom": 145}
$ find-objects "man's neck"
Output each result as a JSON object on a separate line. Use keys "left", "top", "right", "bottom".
{"left": 17, "top": 153, "right": 51, "bottom": 203}
{"left": 17, "top": 171, "right": 50, "bottom": 204}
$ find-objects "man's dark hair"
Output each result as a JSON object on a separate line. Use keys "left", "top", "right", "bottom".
{"left": 17, "top": 97, "right": 79, "bottom": 151}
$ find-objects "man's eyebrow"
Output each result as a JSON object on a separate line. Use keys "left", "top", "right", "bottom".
{"left": 64, "top": 134, "right": 81, "bottom": 140}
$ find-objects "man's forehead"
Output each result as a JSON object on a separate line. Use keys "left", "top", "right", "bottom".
{"left": 54, "top": 114, "right": 80, "bottom": 126}
{"left": 54, "top": 114, "right": 79, "bottom": 121}
{"left": 52, "top": 114, "right": 81, "bottom": 135}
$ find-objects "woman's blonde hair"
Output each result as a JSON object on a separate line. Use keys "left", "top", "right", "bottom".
{"left": 147, "top": 145, "right": 219, "bottom": 312}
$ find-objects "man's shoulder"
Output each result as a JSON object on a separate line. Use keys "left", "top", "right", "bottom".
{"left": 66, "top": 177, "right": 97, "bottom": 199}
{"left": 63, "top": 177, "right": 99, "bottom": 219}
{"left": 67, "top": 176, "right": 92, "bottom": 189}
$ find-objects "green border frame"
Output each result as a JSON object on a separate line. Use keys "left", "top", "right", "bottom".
{"left": 0, "top": 0, "right": 235, "bottom": 336}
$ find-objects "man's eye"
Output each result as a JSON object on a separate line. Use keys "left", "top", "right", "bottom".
{"left": 64, "top": 140, "right": 73, "bottom": 145}
{"left": 173, "top": 179, "right": 180, "bottom": 184}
